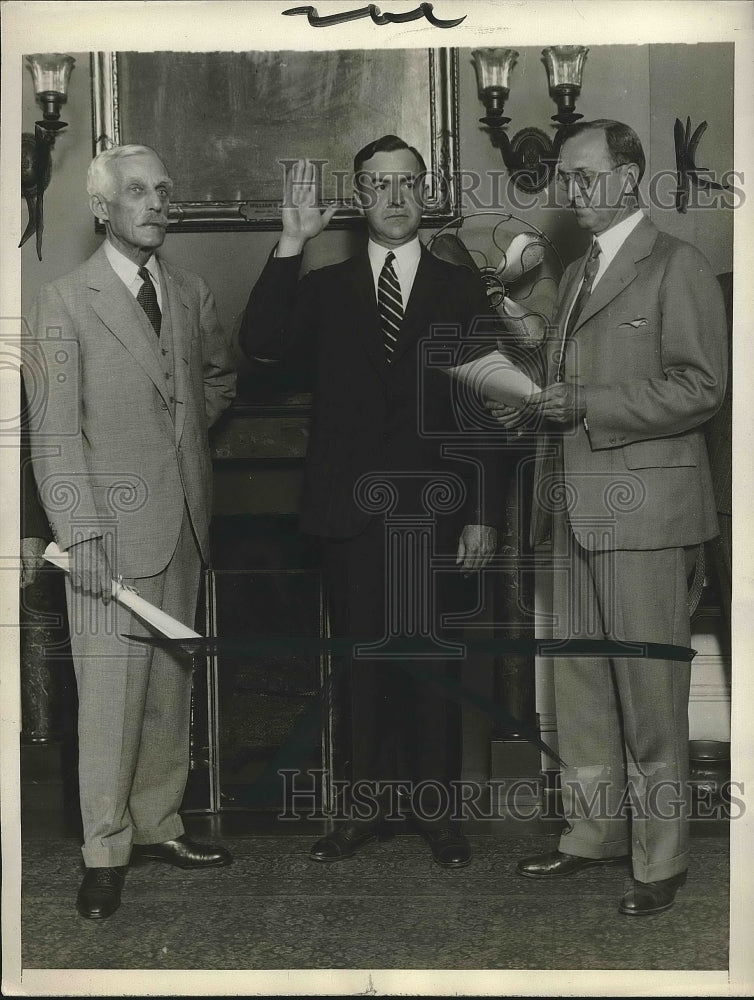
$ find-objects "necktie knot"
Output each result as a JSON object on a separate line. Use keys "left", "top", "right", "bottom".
{"left": 137, "top": 265, "right": 161, "bottom": 336}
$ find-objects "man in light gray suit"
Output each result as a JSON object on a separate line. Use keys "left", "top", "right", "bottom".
{"left": 24, "top": 145, "right": 236, "bottom": 918}
{"left": 490, "top": 121, "right": 726, "bottom": 916}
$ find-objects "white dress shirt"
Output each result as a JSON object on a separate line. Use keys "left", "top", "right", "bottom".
{"left": 562, "top": 209, "right": 645, "bottom": 338}
{"left": 368, "top": 237, "right": 422, "bottom": 306}
{"left": 104, "top": 240, "right": 163, "bottom": 310}
{"left": 591, "top": 209, "right": 645, "bottom": 289}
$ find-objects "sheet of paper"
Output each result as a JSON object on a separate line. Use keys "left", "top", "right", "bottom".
{"left": 443, "top": 350, "right": 541, "bottom": 408}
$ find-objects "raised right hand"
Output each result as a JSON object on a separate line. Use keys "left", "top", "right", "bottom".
{"left": 279, "top": 159, "right": 338, "bottom": 254}
{"left": 69, "top": 537, "right": 112, "bottom": 604}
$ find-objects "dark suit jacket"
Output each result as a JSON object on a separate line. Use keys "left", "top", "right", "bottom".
{"left": 240, "top": 245, "right": 503, "bottom": 539}
{"left": 531, "top": 217, "right": 727, "bottom": 551}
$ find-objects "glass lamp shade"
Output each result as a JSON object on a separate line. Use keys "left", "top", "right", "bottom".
{"left": 471, "top": 48, "right": 519, "bottom": 95}
{"left": 541, "top": 46, "right": 588, "bottom": 90}
{"left": 25, "top": 54, "right": 75, "bottom": 119}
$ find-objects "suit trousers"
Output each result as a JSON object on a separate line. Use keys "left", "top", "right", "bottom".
{"left": 551, "top": 508, "right": 692, "bottom": 883}
{"left": 66, "top": 506, "right": 202, "bottom": 867}
{"left": 321, "top": 515, "right": 464, "bottom": 828}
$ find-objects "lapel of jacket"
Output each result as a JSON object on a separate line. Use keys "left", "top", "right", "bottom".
{"left": 569, "top": 216, "right": 659, "bottom": 335}
{"left": 160, "top": 260, "right": 193, "bottom": 444}
{"left": 350, "top": 249, "right": 390, "bottom": 381}
{"left": 86, "top": 245, "right": 173, "bottom": 412}
{"left": 390, "top": 245, "right": 435, "bottom": 367}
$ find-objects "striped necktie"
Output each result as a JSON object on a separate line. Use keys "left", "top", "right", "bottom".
{"left": 137, "top": 266, "right": 162, "bottom": 336}
{"left": 377, "top": 251, "right": 403, "bottom": 363}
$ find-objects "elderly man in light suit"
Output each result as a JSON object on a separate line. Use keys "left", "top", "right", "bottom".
{"left": 491, "top": 120, "right": 727, "bottom": 916}
{"left": 24, "top": 144, "right": 236, "bottom": 918}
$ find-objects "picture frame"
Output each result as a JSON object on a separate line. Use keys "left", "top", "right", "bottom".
{"left": 91, "top": 48, "right": 460, "bottom": 232}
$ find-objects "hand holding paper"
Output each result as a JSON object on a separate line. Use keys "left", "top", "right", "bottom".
{"left": 487, "top": 381, "right": 587, "bottom": 431}
{"left": 67, "top": 537, "right": 113, "bottom": 604}
{"left": 486, "top": 398, "right": 531, "bottom": 430}
{"left": 529, "top": 381, "right": 587, "bottom": 426}
{"left": 44, "top": 542, "right": 201, "bottom": 639}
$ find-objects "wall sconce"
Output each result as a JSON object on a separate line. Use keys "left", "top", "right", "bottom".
{"left": 20, "top": 53, "right": 76, "bottom": 260}
{"left": 472, "top": 46, "right": 589, "bottom": 193}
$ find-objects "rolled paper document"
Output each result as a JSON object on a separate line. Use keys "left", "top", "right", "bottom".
{"left": 43, "top": 541, "right": 201, "bottom": 639}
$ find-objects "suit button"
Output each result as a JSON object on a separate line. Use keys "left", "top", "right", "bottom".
{"left": 159, "top": 400, "right": 168, "bottom": 410}
{"left": 609, "top": 435, "right": 616, "bottom": 444}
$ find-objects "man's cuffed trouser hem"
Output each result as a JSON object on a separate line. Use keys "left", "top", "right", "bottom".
{"left": 131, "top": 815, "right": 185, "bottom": 847}
{"left": 558, "top": 833, "right": 629, "bottom": 860}
{"left": 632, "top": 851, "right": 689, "bottom": 884}
{"left": 81, "top": 815, "right": 184, "bottom": 868}
{"left": 81, "top": 845, "right": 132, "bottom": 869}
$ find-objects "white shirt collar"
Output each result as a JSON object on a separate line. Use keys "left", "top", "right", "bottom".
{"left": 367, "top": 236, "right": 422, "bottom": 302}
{"left": 104, "top": 239, "right": 161, "bottom": 297}
{"left": 592, "top": 210, "right": 644, "bottom": 286}
{"left": 368, "top": 236, "right": 421, "bottom": 270}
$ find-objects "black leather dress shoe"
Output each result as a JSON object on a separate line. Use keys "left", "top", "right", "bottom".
{"left": 516, "top": 850, "right": 628, "bottom": 878}
{"left": 619, "top": 871, "right": 687, "bottom": 915}
{"left": 309, "top": 821, "right": 388, "bottom": 862}
{"left": 76, "top": 866, "right": 127, "bottom": 919}
{"left": 132, "top": 835, "right": 232, "bottom": 869}
{"left": 424, "top": 827, "right": 471, "bottom": 868}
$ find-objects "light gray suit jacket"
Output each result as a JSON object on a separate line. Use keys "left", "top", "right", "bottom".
{"left": 531, "top": 218, "right": 727, "bottom": 551}
{"left": 24, "top": 244, "right": 236, "bottom": 578}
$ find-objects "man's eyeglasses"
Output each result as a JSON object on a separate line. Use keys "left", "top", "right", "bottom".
{"left": 555, "top": 163, "right": 631, "bottom": 194}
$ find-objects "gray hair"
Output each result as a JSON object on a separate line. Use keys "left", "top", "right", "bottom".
{"left": 86, "top": 144, "right": 170, "bottom": 200}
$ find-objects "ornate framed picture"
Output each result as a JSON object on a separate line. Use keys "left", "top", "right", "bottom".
{"left": 92, "top": 48, "right": 460, "bottom": 231}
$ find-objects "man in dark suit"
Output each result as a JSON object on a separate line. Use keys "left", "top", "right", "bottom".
{"left": 240, "top": 135, "right": 499, "bottom": 866}
{"left": 24, "top": 145, "right": 236, "bottom": 918}
{"left": 490, "top": 120, "right": 727, "bottom": 914}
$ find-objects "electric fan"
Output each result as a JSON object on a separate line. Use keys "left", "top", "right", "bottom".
{"left": 427, "top": 211, "right": 564, "bottom": 343}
